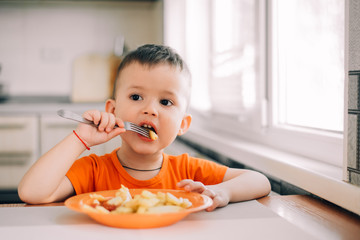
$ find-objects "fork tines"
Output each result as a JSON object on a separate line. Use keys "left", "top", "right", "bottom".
{"left": 128, "top": 122, "right": 150, "bottom": 138}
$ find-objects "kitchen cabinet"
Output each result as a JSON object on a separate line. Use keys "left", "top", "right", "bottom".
{"left": 0, "top": 115, "right": 38, "bottom": 189}
{"left": 0, "top": 103, "right": 122, "bottom": 191}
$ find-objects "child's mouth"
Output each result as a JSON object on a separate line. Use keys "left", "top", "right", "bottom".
{"left": 141, "top": 124, "right": 156, "bottom": 134}
{"left": 141, "top": 124, "right": 158, "bottom": 140}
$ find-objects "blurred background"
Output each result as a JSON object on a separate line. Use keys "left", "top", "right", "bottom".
{"left": 0, "top": 0, "right": 163, "bottom": 101}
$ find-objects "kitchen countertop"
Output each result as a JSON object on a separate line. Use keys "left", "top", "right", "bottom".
{"left": 1, "top": 195, "right": 359, "bottom": 240}
{"left": 0, "top": 196, "right": 317, "bottom": 240}
{"left": 258, "top": 195, "right": 360, "bottom": 240}
{"left": 0, "top": 96, "right": 106, "bottom": 114}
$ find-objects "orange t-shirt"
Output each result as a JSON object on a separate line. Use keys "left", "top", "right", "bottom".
{"left": 66, "top": 149, "right": 228, "bottom": 195}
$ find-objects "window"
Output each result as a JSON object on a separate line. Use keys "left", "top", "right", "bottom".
{"left": 164, "top": 0, "right": 344, "bottom": 167}
{"left": 210, "top": 0, "right": 258, "bottom": 116}
{"left": 271, "top": 0, "right": 344, "bottom": 132}
{"left": 267, "top": 0, "right": 344, "bottom": 167}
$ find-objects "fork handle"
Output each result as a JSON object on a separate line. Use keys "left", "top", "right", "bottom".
{"left": 57, "top": 109, "right": 118, "bottom": 128}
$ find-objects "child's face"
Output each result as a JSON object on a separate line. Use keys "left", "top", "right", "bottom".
{"left": 107, "top": 62, "right": 191, "bottom": 155}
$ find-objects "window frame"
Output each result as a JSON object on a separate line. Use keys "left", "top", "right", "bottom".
{"left": 189, "top": 0, "right": 343, "bottom": 167}
{"left": 265, "top": 0, "right": 344, "bottom": 166}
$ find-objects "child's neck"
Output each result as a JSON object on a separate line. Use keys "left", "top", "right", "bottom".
{"left": 116, "top": 145, "right": 163, "bottom": 180}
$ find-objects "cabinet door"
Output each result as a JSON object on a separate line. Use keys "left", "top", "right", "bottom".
{"left": 0, "top": 115, "right": 38, "bottom": 188}
{"left": 40, "top": 114, "right": 122, "bottom": 158}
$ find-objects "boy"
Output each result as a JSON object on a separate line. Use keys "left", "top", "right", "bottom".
{"left": 18, "top": 44, "right": 270, "bottom": 211}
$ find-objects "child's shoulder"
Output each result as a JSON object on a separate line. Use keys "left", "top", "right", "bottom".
{"left": 166, "top": 152, "right": 216, "bottom": 166}
{"left": 166, "top": 152, "right": 191, "bottom": 162}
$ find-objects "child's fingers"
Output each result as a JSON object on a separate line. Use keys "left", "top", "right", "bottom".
{"left": 195, "top": 188, "right": 219, "bottom": 211}
{"left": 178, "top": 180, "right": 228, "bottom": 211}
{"left": 83, "top": 110, "right": 101, "bottom": 125}
{"left": 177, "top": 179, "right": 196, "bottom": 190}
{"left": 106, "top": 117, "right": 126, "bottom": 136}
{"left": 106, "top": 114, "right": 116, "bottom": 132}
{"left": 103, "top": 116, "right": 126, "bottom": 137}
{"left": 99, "top": 112, "right": 111, "bottom": 131}
{"left": 177, "top": 179, "right": 206, "bottom": 193}
{"left": 202, "top": 188, "right": 219, "bottom": 212}
{"left": 202, "top": 188, "right": 216, "bottom": 198}
{"left": 115, "top": 117, "right": 125, "bottom": 129}
{"left": 177, "top": 179, "right": 193, "bottom": 187}
{"left": 106, "top": 126, "right": 126, "bottom": 139}
{"left": 206, "top": 195, "right": 222, "bottom": 212}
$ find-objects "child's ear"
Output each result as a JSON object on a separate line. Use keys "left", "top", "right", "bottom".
{"left": 178, "top": 114, "right": 192, "bottom": 136}
{"left": 105, "top": 99, "right": 116, "bottom": 113}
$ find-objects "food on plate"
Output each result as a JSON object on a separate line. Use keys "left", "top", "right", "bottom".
{"left": 149, "top": 130, "right": 158, "bottom": 140}
{"left": 82, "top": 185, "right": 192, "bottom": 214}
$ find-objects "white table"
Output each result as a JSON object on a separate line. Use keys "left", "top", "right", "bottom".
{"left": 0, "top": 200, "right": 318, "bottom": 240}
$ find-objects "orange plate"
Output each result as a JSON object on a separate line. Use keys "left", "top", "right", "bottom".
{"left": 65, "top": 189, "right": 213, "bottom": 229}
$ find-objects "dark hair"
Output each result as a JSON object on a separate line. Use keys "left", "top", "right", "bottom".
{"left": 112, "top": 44, "right": 191, "bottom": 99}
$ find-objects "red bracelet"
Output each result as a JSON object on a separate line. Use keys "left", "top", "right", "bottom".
{"left": 73, "top": 130, "right": 90, "bottom": 150}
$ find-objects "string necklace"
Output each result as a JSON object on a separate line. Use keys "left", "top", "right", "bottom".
{"left": 122, "top": 165, "right": 162, "bottom": 172}
{"left": 118, "top": 152, "right": 163, "bottom": 172}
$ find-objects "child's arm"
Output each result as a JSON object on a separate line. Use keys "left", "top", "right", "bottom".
{"left": 177, "top": 168, "right": 271, "bottom": 211}
{"left": 18, "top": 110, "right": 125, "bottom": 204}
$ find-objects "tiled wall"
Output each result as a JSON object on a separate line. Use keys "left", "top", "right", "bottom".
{"left": 347, "top": 71, "right": 360, "bottom": 186}
{"left": 347, "top": 71, "right": 360, "bottom": 185}
{"left": 345, "top": 0, "right": 360, "bottom": 186}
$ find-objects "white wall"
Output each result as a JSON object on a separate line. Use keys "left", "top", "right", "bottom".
{"left": 0, "top": 1, "right": 163, "bottom": 96}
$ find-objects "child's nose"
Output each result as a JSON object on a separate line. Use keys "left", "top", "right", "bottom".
{"left": 142, "top": 102, "right": 158, "bottom": 117}
{"left": 143, "top": 110, "right": 157, "bottom": 116}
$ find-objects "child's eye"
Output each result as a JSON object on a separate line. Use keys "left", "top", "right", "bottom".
{"left": 130, "top": 94, "right": 143, "bottom": 101}
{"left": 160, "top": 99, "right": 173, "bottom": 106}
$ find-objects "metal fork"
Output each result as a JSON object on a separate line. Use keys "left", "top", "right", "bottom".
{"left": 57, "top": 109, "right": 151, "bottom": 139}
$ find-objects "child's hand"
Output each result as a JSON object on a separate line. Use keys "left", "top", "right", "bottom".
{"left": 177, "top": 179, "right": 230, "bottom": 212}
{"left": 75, "top": 110, "right": 126, "bottom": 147}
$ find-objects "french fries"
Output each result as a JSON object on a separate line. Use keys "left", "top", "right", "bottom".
{"left": 82, "top": 185, "right": 192, "bottom": 214}
{"left": 149, "top": 130, "right": 158, "bottom": 140}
